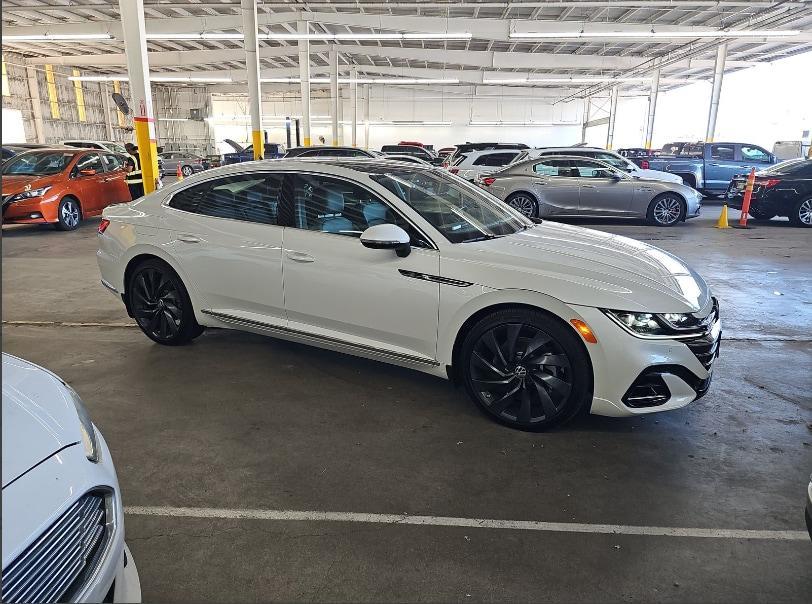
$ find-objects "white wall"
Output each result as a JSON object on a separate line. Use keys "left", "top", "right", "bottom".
{"left": 2, "top": 108, "right": 26, "bottom": 143}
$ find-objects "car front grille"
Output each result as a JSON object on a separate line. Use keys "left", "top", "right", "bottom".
{"left": 684, "top": 329, "right": 721, "bottom": 370}
{"left": 2, "top": 492, "right": 110, "bottom": 604}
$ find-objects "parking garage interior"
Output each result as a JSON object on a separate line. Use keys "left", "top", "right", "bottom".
{"left": 2, "top": 1, "right": 811, "bottom": 603}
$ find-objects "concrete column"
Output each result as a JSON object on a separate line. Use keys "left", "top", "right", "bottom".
{"left": 606, "top": 85, "right": 619, "bottom": 150}
{"left": 337, "top": 89, "right": 344, "bottom": 145}
{"left": 329, "top": 46, "right": 339, "bottom": 146}
{"left": 363, "top": 84, "right": 370, "bottom": 150}
{"left": 241, "top": 0, "right": 263, "bottom": 159}
{"left": 100, "top": 82, "right": 114, "bottom": 140}
{"left": 119, "top": 0, "right": 158, "bottom": 193}
{"left": 25, "top": 66, "right": 46, "bottom": 143}
{"left": 705, "top": 43, "right": 727, "bottom": 143}
{"left": 350, "top": 66, "right": 358, "bottom": 147}
{"left": 580, "top": 97, "right": 590, "bottom": 144}
{"left": 297, "top": 20, "right": 311, "bottom": 146}
{"left": 644, "top": 64, "right": 661, "bottom": 150}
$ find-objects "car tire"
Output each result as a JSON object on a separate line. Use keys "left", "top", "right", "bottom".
{"left": 128, "top": 258, "right": 203, "bottom": 345}
{"left": 460, "top": 308, "right": 592, "bottom": 431}
{"left": 647, "top": 193, "right": 685, "bottom": 226}
{"left": 505, "top": 192, "right": 539, "bottom": 218}
{"left": 789, "top": 196, "right": 812, "bottom": 228}
{"left": 748, "top": 207, "right": 775, "bottom": 221}
{"left": 55, "top": 197, "right": 81, "bottom": 231}
{"left": 181, "top": 165, "right": 194, "bottom": 177}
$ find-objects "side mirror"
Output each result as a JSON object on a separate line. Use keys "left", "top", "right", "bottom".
{"left": 79, "top": 168, "right": 97, "bottom": 176}
{"left": 360, "top": 224, "right": 411, "bottom": 258}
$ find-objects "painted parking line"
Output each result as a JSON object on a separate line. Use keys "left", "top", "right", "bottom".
{"left": 125, "top": 506, "right": 808, "bottom": 541}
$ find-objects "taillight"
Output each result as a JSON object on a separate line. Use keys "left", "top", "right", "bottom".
{"left": 98, "top": 219, "right": 110, "bottom": 234}
{"left": 482, "top": 177, "right": 496, "bottom": 186}
{"left": 449, "top": 167, "right": 459, "bottom": 174}
{"left": 755, "top": 178, "right": 780, "bottom": 188}
{"left": 640, "top": 160, "right": 650, "bottom": 169}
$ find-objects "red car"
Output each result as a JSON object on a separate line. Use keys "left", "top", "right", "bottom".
{"left": 2, "top": 148, "right": 131, "bottom": 230}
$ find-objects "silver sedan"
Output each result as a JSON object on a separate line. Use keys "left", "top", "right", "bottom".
{"left": 479, "top": 154, "right": 702, "bottom": 226}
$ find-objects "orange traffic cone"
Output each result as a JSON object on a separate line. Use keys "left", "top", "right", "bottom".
{"left": 176, "top": 163, "right": 183, "bottom": 181}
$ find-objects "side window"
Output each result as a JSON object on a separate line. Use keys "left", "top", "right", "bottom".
{"left": 572, "top": 159, "right": 612, "bottom": 178}
{"left": 102, "top": 153, "right": 123, "bottom": 171}
{"left": 474, "top": 153, "right": 515, "bottom": 167}
{"left": 168, "top": 174, "right": 281, "bottom": 225}
{"left": 73, "top": 153, "right": 103, "bottom": 176}
{"left": 533, "top": 159, "right": 574, "bottom": 177}
{"left": 289, "top": 173, "right": 428, "bottom": 246}
{"left": 710, "top": 145, "right": 735, "bottom": 160}
{"left": 741, "top": 145, "right": 771, "bottom": 163}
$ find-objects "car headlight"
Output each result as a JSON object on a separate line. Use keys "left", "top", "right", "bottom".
{"left": 7, "top": 186, "right": 51, "bottom": 202}
{"left": 602, "top": 309, "right": 707, "bottom": 338}
{"left": 66, "top": 385, "right": 100, "bottom": 463}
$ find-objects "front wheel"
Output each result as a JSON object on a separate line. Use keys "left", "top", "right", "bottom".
{"left": 460, "top": 309, "right": 592, "bottom": 431}
{"left": 181, "top": 165, "right": 194, "bottom": 177}
{"left": 789, "top": 197, "right": 812, "bottom": 227}
{"left": 647, "top": 194, "right": 685, "bottom": 226}
{"left": 55, "top": 197, "right": 81, "bottom": 231}
{"left": 505, "top": 193, "right": 539, "bottom": 218}
{"left": 128, "top": 259, "right": 203, "bottom": 345}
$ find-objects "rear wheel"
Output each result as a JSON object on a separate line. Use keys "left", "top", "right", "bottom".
{"left": 181, "top": 165, "right": 194, "bottom": 177}
{"left": 505, "top": 192, "right": 539, "bottom": 218}
{"left": 789, "top": 197, "right": 812, "bottom": 227}
{"left": 55, "top": 197, "right": 81, "bottom": 231}
{"left": 460, "top": 309, "right": 592, "bottom": 431}
{"left": 647, "top": 193, "right": 685, "bottom": 226}
{"left": 128, "top": 259, "right": 203, "bottom": 345}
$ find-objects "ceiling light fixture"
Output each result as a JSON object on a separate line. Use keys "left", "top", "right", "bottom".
{"left": 510, "top": 29, "right": 800, "bottom": 40}
{"left": 261, "top": 77, "right": 459, "bottom": 84}
{"left": 257, "top": 32, "right": 471, "bottom": 41}
{"left": 3, "top": 33, "right": 114, "bottom": 41}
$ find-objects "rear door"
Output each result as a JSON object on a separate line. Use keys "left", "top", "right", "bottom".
{"left": 529, "top": 159, "right": 581, "bottom": 215}
{"left": 163, "top": 173, "right": 286, "bottom": 324}
{"left": 100, "top": 153, "right": 130, "bottom": 203}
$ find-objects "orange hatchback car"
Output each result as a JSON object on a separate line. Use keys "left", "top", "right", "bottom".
{"left": 2, "top": 148, "right": 131, "bottom": 230}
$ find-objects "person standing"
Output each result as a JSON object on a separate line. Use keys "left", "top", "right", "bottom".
{"left": 124, "top": 143, "right": 144, "bottom": 200}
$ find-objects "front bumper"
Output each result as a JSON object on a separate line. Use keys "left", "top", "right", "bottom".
{"left": 571, "top": 304, "right": 720, "bottom": 417}
{"left": 2, "top": 195, "right": 59, "bottom": 224}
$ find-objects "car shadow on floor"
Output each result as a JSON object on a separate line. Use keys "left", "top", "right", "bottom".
{"left": 1, "top": 219, "right": 101, "bottom": 238}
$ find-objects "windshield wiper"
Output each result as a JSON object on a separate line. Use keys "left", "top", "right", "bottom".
{"left": 461, "top": 234, "right": 499, "bottom": 243}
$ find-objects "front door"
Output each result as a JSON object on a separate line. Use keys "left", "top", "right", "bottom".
{"left": 705, "top": 144, "right": 738, "bottom": 193}
{"left": 281, "top": 173, "right": 440, "bottom": 362}
{"left": 70, "top": 152, "right": 108, "bottom": 215}
{"left": 162, "top": 172, "right": 286, "bottom": 324}
{"left": 569, "top": 158, "right": 635, "bottom": 216}
{"left": 101, "top": 153, "right": 131, "bottom": 204}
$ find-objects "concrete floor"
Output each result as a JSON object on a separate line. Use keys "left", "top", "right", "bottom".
{"left": 2, "top": 203, "right": 811, "bottom": 602}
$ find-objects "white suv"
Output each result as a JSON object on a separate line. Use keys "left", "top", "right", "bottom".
{"left": 511, "top": 147, "right": 684, "bottom": 184}
{"left": 450, "top": 149, "right": 524, "bottom": 182}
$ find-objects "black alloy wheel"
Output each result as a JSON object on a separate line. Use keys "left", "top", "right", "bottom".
{"left": 461, "top": 309, "right": 591, "bottom": 430}
{"left": 506, "top": 193, "right": 539, "bottom": 218}
{"left": 128, "top": 259, "right": 203, "bottom": 345}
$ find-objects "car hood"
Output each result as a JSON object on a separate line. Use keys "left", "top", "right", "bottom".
{"left": 633, "top": 168, "right": 684, "bottom": 183}
{"left": 2, "top": 355, "right": 81, "bottom": 489}
{"left": 443, "top": 222, "right": 710, "bottom": 312}
{"left": 223, "top": 138, "right": 244, "bottom": 153}
{"left": 1, "top": 174, "right": 58, "bottom": 196}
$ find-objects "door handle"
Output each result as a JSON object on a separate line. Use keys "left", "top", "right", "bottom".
{"left": 177, "top": 234, "right": 200, "bottom": 243}
{"left": 286, "top": 250, "right": 315, "bottom": 263}
{"left": 582, "top": 184, "right": 597, "bottom": 189}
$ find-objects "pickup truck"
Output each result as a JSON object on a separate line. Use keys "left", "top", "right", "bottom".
{"left": 222, "top": 139, "right": 286, "bottom": 165}
{"left": 642, "top": 142, "right": 778, "bottom": 195}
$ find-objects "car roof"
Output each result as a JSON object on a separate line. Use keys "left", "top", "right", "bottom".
{"left": 507, "top": 154, "right": 617, "bottom": 168}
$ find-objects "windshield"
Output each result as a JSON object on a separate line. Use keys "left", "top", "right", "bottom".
{"left": 370, "top": 168, "right": 532, "bottom": 243}
{"left": 592, "top": 152, "right": 632, "bottom": 170}
{"left": 2, "top": 151, "right": 74, "bottom": 175}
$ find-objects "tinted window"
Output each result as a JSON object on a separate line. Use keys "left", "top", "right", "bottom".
{"left": 710, "top": 145, "right": 734, "bottom": 160}
{"left": 473, "top": 152, "right": 518, "bottom": 167}
{"left": 289, "top": 174, "right": 428, "bottom": 246}
{"left": 168, "top": 174, "right": 281, "bottom": 225}
{"left": 571, "top": 159, "right": 616, "bottom": 178}
{"left": 73, "top": 153, "right": 103, "bottom": 175}
{"left": 741, "top": 145, "right": 771, "bottom": 163}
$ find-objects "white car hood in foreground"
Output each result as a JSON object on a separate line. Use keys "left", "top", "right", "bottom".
{"left": 2, "top": 355, "right": 81, "bottom": 488}
{"left": 444, "top": 222, "right": 710, "bottom": 313}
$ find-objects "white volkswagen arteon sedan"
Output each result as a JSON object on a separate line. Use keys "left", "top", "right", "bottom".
{"left": 2, "top": 354, "right": 141, "bottom": 603}
{"left": 97, "top": 159, "right": 720, "bottom": 431}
